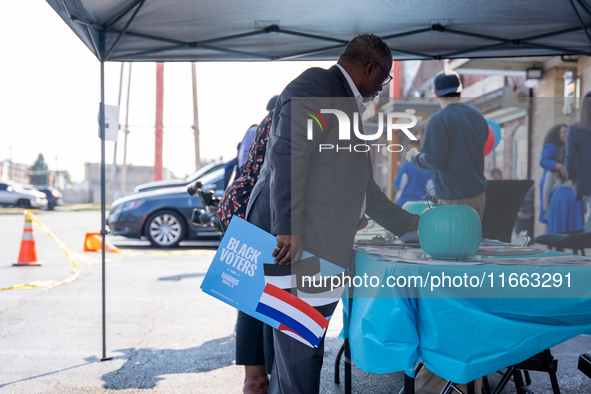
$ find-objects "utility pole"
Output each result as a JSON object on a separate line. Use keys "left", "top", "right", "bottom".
{"left": 8, "top": 145, "right": 12, "bottom": 181}
{"left": 191, "top": 63, "right": 201, "bottom": 171}
{"left": 121, "top": 63, "right": 132, "bottom": 196}
{"left": 108, "top": 63, "right": 125, "bottom": 203}
{"left": 154, "top": 62, "right": 164, "bottom": 181}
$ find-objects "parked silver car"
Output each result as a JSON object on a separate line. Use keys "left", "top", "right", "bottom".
{"left": 0, "top": 181, "right": 48, "bottom": 209}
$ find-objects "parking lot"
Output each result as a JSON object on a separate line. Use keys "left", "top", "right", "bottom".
{"left": 1, "top": 210, "right": 590, "bottom": 393}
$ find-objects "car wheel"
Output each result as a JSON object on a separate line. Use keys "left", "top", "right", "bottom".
{"left": 145, "top": 210, "right": 186, "bottom": 248}
{"left": 16, "top": 199, "right": 31, "bottom": 209}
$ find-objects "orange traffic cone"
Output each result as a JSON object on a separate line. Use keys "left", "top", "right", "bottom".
{"left": 14, "top": 214, "right": 42, "bottom": 266}
{"left": 83, "top": 232, "right": 121, "bottom": 253}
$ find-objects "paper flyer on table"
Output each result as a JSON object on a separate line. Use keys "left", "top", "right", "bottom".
{"left": 200, "top": 216, "right": 347, "bottom": 348}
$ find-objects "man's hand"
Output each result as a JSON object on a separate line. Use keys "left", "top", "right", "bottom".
{"left": 357, "top": 215, "right": 369, "bottom": 231}
{"left": 273, "top": 234, "right": 304, "bottom": 266}
{"left": 405, "top": 147, "right": 420, "bottom": 162}
{"left": 406, "top": 214, "right": 420, "bottom": 232}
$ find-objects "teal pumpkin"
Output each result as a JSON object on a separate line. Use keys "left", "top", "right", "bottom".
{"left": 418, "top": 205, "right": 482, "bottom": 259}
{"left": 402, "top": 201, "right": 436, "bottom": 215}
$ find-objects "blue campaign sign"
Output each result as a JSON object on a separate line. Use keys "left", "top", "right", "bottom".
{"left": 200, "top": 215, "right": 273, "bottom": 316}
{"left": 200, "top": 216, "right": 346, "bottom": 348}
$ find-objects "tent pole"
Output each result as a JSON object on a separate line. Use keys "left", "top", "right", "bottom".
{"left": 100, "top": 60, "right": 112, "bottom": 362}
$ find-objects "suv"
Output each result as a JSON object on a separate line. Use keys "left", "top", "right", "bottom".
{"left": 36, "top": 186, "right": 63, "bottom": 210}
{"left": 0, "top": 181, "right": 48, "bottom": 209}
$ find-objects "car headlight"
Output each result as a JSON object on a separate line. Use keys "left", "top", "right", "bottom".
{"left": 52, "top": 190, "right": 60, "bottom": 198}
{"left": 120, "top": 200, "right": 144, "bottom": 211}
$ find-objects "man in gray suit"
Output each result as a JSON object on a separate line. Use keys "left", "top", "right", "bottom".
{"left": 246, "top": 33, "right": 419, "bottom": 394}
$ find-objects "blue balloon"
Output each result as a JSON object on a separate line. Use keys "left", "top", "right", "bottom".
{"left": 486, "top": 120, "right": 502, "bottom": 151}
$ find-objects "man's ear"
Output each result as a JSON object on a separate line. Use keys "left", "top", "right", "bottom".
{"left": 364, "top": 62, "right": 376, "bottom": 78}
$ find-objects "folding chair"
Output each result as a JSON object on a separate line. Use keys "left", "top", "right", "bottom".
{"left": 400, "top": 362, "right": 478, "bottom": 394}
{"left": 578, "top": 351, "right": 591, "bottom": 379}
{"left": 484, "top": 349, "right": 560, "bottom": 394}
{"left": 482, "top": 235, "right": 560, "bottom": 394}
{"left": 535, "top": 217, "right": 591, "bottom": 256}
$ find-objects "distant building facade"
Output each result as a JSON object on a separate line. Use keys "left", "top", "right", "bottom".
{"left": 0, "top": 161, "right": 30, "bottom": 184}
{"left": 85, "top": 163, "right": 174, "bottom": 204}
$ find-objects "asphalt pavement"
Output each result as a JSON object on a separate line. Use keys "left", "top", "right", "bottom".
{"left": 1, "top": 210, "right": 590, "bottom": 393}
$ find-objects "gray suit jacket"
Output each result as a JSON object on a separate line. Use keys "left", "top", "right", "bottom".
{"left": 246, "top": 65, "right": 413, "bottom": 268}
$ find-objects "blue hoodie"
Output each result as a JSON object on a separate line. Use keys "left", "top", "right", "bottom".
{"left": 412, "top": 102, "right": 488, "bottom": 200}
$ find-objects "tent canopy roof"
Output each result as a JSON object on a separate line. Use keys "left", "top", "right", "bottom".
{"left": 48, "top": 0, "right": 591, "bottom": 62}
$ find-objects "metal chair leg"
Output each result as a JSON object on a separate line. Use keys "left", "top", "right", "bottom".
{"left": 344, "top": 338, "right": 352, "bottom": 394}
{"left": 440, "top": 381, "right": 454, "bottom": 394}
{"left": 482, "top": 375, "right": 491, "bottom": 394}
{"left": 492, "top": 366, "right": 516, "bottom": 394}
{"left": 544, "top": 349, "right": 561, "bottom": 394}
{"left": 523, "top": 370, "right": 531, "bottom": 385}
{"left": 513, "top": 369, "right": 527, "bottom": 394}
{"left": 334, "top": 342, "right": 345, "bottom": 384}
{"left": 403, "top": 372, "right": 415, "bottom": 393}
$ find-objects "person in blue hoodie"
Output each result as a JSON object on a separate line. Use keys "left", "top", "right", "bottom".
{"left": 394, "top": 139, "right": 434, "bottom": 206}
{"left": 407, "top": 70, "right": 488, "bottom": 219}
{"left": 566, "top": 91, "right": 591, "bottom": 222}
{"left": 538, "top": 124, "right": 568, "bottom": 226}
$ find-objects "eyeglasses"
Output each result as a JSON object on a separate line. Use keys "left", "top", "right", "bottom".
{"left": 369, "top": 61, "right": 393, "bottom": 86}
{"left": 341, "top": 54, "right": 393, "bottom": 86}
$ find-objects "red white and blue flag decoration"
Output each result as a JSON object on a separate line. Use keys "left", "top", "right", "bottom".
{"left": 256, "top": 283, "right": 329, "bottom": 347}
{"left": 200, "top": 216, "right": 348, "bottom": 348}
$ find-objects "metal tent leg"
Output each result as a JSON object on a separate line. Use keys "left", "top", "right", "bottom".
{"left": 100, "top": 60, "right": 112, "bottom": 362}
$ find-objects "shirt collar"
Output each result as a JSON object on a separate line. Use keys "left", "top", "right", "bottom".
{"left": 336, "top": 64, "right": 364, "bottom": 111}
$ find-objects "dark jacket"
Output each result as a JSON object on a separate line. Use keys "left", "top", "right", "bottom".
{"left": 246, "top": 65, "right": 413, "bottom": 268}
{"left": 566, "top": 122, "right": 591, "bottom": 200}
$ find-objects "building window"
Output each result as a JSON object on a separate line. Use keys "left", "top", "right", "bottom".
{"left": 513, "top": 125, "right": 528, "bottom": 180}
{"left": 494, "top": 128, "right": 505, "bottom": 171}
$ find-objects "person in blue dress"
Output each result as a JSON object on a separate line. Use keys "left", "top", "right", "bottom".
{"left": 543, "top": 147, "right": 585, "bottom": 233}
{"left": 566, "top": 91, "right": 591, "bottom": 223}
{"left": 395, "top": 140, "right": 434, "bottom": 206}
{"left": 539, "top": 124, "right": 568, "bottom": 227}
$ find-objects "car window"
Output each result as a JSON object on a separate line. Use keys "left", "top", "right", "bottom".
{"left": 0, "top": 184, "right": 7, "bottom": 191}
{"left": 184, "top": 162, "right": 224, "bottom": 182}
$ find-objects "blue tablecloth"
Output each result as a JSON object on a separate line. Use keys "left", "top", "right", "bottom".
{"left": 341, "top": 246, "right": 591, "bottom": 383}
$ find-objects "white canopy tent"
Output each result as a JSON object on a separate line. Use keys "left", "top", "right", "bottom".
{"left": 45, "top": 0, "right": 591, "bottom": 360}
